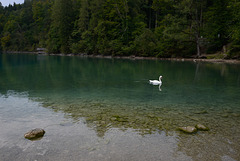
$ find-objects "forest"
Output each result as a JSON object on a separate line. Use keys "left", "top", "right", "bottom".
{"left": 0, "top": 0, "right": 240, "bottom": 58}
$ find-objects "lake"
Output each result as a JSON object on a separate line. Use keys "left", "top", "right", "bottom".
{"left": 0, "top": 53, "right": 240, "bottom": 161}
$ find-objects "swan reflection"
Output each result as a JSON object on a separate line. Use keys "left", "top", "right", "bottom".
{"left": 158, "top": 85, "right": 162, "bottom": 91}
{"left": 149, "top": 75, "right": 162, "bottom": 91}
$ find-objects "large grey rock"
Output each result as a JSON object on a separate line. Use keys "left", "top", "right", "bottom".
{"left": 24, "top": 128, "right": 45, "bottom": 140}
{"left": 195, "top": 124, "right": 209, "bottom": 131}
{"left": 179, "top": 126, "right": 197, "bottom": 134}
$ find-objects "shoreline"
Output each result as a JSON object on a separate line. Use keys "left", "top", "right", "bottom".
{"left": 1, "top": 51, "right": 240, "bottom": 64}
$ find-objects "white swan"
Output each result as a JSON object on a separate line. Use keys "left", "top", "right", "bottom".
{"left": 149, "top": 76, "right": 162, "bottom": 86}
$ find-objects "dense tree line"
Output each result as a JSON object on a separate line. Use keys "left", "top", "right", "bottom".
{"left": 0, "top": 0, "right": 239, "bottom": 58}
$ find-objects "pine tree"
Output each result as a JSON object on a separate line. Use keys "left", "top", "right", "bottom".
{"left": 48, "top": 0, "right": 74, "bottom": 53}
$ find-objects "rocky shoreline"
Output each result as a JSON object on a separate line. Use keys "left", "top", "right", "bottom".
{"left": 2, "top": 51, "right": 240, "bottom": 64}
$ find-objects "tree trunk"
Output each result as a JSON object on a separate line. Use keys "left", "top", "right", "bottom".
{"left": 155, "top": 10, "right": 158, "bottom": 28}
{"left": 149, "top": 8, "right": 151, "bottom": 29}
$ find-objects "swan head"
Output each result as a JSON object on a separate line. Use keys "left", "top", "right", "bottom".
{"left": 159, "top": 76, "right": 162, "bottom": 80}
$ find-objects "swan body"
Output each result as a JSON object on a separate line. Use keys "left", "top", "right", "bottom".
{"left": 149, "top": 76, "right": 162, "bottom": 85}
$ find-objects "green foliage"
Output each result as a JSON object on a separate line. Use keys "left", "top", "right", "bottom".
{"left": 227, "top": 0, "right": 240, "bottom": 58}
{"left": 0, "top": 0, "right": 239, "bottom": 58}
{"left": 204, "top": 0, "right": 230, "bottom": 53}
{"left": 32, "top": 0, "right": 51, "bottom": 47}
{"left": 131, "top": 28, "right": 157, "bottom": 56}
{"left": 48, "top": 0, "right": 74, "bottom": 53}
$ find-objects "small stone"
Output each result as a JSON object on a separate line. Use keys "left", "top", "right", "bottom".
{"left": 24, "top": 128, "right": 45, "bottom": 140}
{"left": 110, "top": 117, "right": 117, "bottom": 121}
{"left": 179, "top": 126, "right": 197, "bottom": 134}
{"left": 195, "top": 124, "right": 209, "bottom": 131}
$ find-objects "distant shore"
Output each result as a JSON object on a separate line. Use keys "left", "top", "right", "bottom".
{"left": 2, "top": 51, "right": 240, "bottom": 64}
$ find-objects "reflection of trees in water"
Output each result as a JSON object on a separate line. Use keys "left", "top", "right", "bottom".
{"left": 193, "top": 61, "right": 240, "bottom": 87}
{"left": 1, "top": 54, "right": 240, "bottom": 95}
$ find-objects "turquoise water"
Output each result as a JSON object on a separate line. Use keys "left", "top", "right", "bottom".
{"left": 0, "top": 53, "right": 240, "bottom": 161}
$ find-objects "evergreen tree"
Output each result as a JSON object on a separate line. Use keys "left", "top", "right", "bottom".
{"left": 48, "top": 0, "right": 74, "bottom": 53}
{"left": 0, "top": 0, "right": 239, "bottom": 58}
{"left": 32, "top": 0, "right": 52, "bottom": 48}
{"left": 0, "top": 2, "right": 4, "bottom": 51}
{"left": 70, "top": 0, "right": 91, "bottom": 53}
{"left": 204, "top": 0, "right": 230, "bottom": 53}
{"left": 159, "top": 0, "right": 208, "bottom": 57}
{"left": 227, "top": 0, "right": 240, "bottom": 56}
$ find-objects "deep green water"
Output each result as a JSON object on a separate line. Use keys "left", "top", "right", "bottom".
{"left": 0, "top": 53, "right": 240, "bottom": 161}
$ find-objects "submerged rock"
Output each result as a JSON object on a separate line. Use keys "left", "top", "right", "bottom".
{"left": 221, "top": 114, "right": 229, "bottom": 118}
{"left": 194, "top": 110, "right": 208, "bottom": 114}
{"left": 232, "top": 113, "right": 240, "bottom": 117}
{"left": 179, "top": 126, "right": 197, "bottom": 134}
{"left": 195, "top": 124, "right": 209, "bottom": 131}
{"left": 24, "top": 128, "right": 45, "bottom": 140}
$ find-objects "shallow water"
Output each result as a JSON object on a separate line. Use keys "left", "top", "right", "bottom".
{"left": 0, "top": 53, "right": 240, "bottom": 161}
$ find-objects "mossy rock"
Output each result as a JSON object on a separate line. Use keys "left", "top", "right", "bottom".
{"left": 195, "top": 124, "right": 209, "bottom": 131}
{"left": 179, "top": 126, "right": 197, "bottom": 134}
{"left": 24, "top": 128, "right": 45, "bottom": 140}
